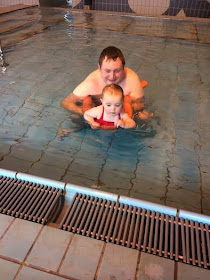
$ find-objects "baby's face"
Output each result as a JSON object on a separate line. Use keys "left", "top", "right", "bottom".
{"left": 102, "top": 93, "right": 123, "bottom": 116}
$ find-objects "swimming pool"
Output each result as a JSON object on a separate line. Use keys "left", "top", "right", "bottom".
{"left": 0, "top": 7, "right": 209, "bottom": 215}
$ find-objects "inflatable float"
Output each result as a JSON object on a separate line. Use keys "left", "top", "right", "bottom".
{"left": 83, "top": 80, "right": 148, "bottom": 130}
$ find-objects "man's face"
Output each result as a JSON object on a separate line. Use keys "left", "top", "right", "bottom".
{"left": 99, "top": 57, "right": 124, "bottom": 85}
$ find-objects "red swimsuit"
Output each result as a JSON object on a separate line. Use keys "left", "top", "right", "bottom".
{"left": 95, "top": 107, "right": 121, "bottom": 127}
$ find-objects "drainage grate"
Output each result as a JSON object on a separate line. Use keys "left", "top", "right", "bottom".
{"left": 59, "top": 193, "right": 210, "bottom": 269}
{"left": 0, "top": 175, "right": 64, "bottom": 224}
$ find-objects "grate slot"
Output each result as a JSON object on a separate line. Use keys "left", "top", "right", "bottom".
{"left": 122, "top": 205, "right": 132, "bottom": 246}
{"left": 164, "top": 214, "right": 169, "bottom": 258}
{"left": 200, "top": 223, "right": 207, "bottom": 268}
{"left": 137, "top": 208, "right": 146, "bottom": 250}
{"left": 195, "top": 221, "right": 202, "bottom": 267}
{"left": 102, "top": 200, "right": 115, "bottom": 241}
{"left": 83, "top": 196, "right": 98, "bottom": 236}
{"left": 73, "top": 195, "right": 90, "bottom": 233}
{"left": 132, "top": 207, "right": 141, "bottom": 249}
{"left": 0, "top": 176, "right": 64, "bottom": 224}
{"left": 148, "top": 211, "right": 155, "bottom": 253}
{"left": 159, "top": 213, "right": 164, "bottom": 256}
{"left": 205, "top": 224, "right": 210, "bottom": 265}
{"left": 117, "top": 204, "right": 128, "bottom": 245}
{"left": 9, "top": 182, "right": 33, "bottom": 216}
{"left": 153, "top": 211, "right": 159, "bottom": 254}
{"left": 59, "top": 193, "right": 210, "bottom": 269}
{"left": 106, "top": 202, "right": 119, "bottom": 243}
{"left": 181, "top": 218, "right": 187, "bottom": 262}
{"left": 77, "top": 196, "right": 94, "bottom": 234}
{"left": 127, "top": 206, "right": 137, "bottom": 247}
{"left": 112, "top": 204, "right": 123, "bottom": 243}
{"left": 97, "top": 200, "right": 111, "bottom": 240}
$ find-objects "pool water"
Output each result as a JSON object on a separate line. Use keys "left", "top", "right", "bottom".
{"left": 0, "top": 8, "right": 210, "bottom": 215}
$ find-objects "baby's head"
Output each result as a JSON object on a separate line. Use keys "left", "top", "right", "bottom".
{"left": 102, "top": 83, "right": 124, "bottom": 101}
{"left": 101, "top": 84, "right": 124, "bottom": 115}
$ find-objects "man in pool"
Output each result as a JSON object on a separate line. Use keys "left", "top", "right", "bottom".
{"left": 61, "top": 46, "right": 152, "bottom": 119}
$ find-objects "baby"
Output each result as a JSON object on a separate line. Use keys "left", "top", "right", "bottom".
{"left": 84, "top": 84, "right": 136, "bottom": 130}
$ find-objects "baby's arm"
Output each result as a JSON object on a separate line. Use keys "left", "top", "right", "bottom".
{"left": 115, "top": 113, "right": 136, "bottom": 129}
{"left": 84, "top": 106, "right": 102, "bottom": 129}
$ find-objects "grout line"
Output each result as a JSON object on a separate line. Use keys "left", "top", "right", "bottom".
{"left": 13, "top": 225, "right": 44, "bottom": 280}
{"left": 174, "top": 260, "right": 178, "bottom": 280}
{"left": 135, "top": 251, "right": 141, "bottom": 280}
{"left": 0, "top": 255, "right": 22, "bottom": 265}
{"left": 18, "top": 262, "right": 77, "bottom": 280}
{"left": 57, "top": 232, "right": 74, "bottom": 273}
{"left": 0, "top": 216, "right": 16, "bottom": 240}
{"left": 94, "top": 242, "right": 107, "bottom": 280}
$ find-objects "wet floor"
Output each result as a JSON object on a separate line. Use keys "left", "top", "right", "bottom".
{"left": 0, "top": 6, "right": 210, "bottom": 215}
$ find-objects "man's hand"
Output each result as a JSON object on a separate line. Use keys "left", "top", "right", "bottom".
{"left": 132, "top": 98, "right": 145, "bottom": 111}
{"left": 138, "top": 110, "right": 154, "bottom": 120}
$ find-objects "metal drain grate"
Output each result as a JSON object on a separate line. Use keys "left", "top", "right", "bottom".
{"left": 59, "top": 193, "right": 210, "bottom": 269}
{"left": 0, "top": 175, "right": 64, "bottom": 224}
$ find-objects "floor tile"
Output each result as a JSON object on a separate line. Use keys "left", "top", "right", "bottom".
{"left": 26, "top": 226, "right": 72, "bottom": 272}
{"left": 138, "top": 252, "right": 175, "bottom": 280}
{"left": 59, "top": 234, "right": 103, "bottom": 280}
{"left": 0, "top": 214, "right": 14, "bottom": 238}
{"left": 0, "top": 219, "right": 42, "bottom": 261}
{"left": 177, "top": 262, "right": 210, "bottom": 280}
{"left": 98, "top": 243, "right": 138, "bottom": 280}
{"left": 0, "top": 258, "right": 20, "bottom": 280}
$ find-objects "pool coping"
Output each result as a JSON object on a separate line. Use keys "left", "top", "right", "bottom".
{"left": 0, "top": 167, "right": 209, "bottom": 225}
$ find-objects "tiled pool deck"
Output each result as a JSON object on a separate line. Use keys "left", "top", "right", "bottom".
{"left": 0, "top": 5, "right": 210, "bottom": 279}
{"left": 0, "top": 212, "right": 210, "bottom": 280}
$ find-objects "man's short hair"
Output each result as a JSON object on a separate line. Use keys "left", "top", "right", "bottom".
{"left": 98, "top": 46, "right": 125, "bottom": 67}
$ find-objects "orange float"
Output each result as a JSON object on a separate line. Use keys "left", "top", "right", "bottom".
{"left": 83, "top": 80, "right": 148, "bottom": 130}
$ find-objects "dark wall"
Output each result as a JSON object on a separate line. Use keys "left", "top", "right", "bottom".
{"left": 73, "top": 0, "right": 210, "bottom": 18}
{"left": 39, "top": 0, "right": 67, "bottom": 6}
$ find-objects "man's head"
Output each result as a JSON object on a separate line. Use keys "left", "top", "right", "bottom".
{"left": 101, "top": 84, "right": 124, "bottom": 116}
{"left": 98, "top": 46, "right": 125, "bottom": 67}
{"left": 98, "top": 46, "right": 125, "bottom": 85}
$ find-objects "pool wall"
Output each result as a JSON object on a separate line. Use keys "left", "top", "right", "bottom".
{"left": 73, "top": 0, "right": 210, "bottom": 18}
{"left": 0, "top": 0, "right": 39, "bottom": 6}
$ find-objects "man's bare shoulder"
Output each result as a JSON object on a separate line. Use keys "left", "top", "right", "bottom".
{"left": 124, "top": 67, "right": 140, "bottom": 81}
{"left": 122, "top": 67, "right": 143, "bottom": 99}
{"left": 73, "top": 70, "right": 101, "bottom": 97}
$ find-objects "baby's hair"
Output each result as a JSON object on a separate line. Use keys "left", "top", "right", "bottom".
{"left": 102, "top": 84, "right": 124, "bottom": 100}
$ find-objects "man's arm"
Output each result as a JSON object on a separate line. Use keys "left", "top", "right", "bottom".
{"left": 61, "top": 71, "right": 99, "bottom": 114}
{"left": 61, "top": 92, "right": 84, "bottom": 115}
{"left": 128, "top": 70, "right": 145, "bottom": 112}
{"left": 132, "top": 96, "right": 145, "bottom": 112}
